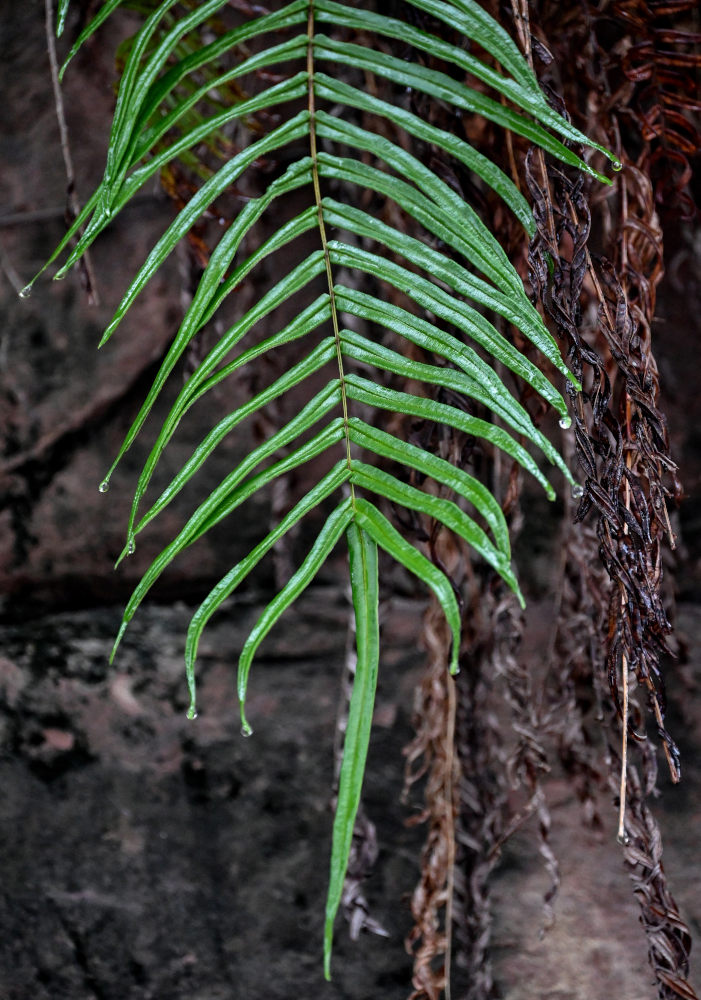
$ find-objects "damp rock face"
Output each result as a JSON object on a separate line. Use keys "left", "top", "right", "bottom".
{"left": 0, "top": 593, "right": 427, "bottom": 1000}
{"left": 0, "top": 2, "right": 269, "bottom": 614}
{"left": 1, "top": 593, "right": 700, "bottom": 999}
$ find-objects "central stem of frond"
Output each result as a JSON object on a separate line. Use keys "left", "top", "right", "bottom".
{"left": 307, "top": 3, "right": 355, "bottom": 501}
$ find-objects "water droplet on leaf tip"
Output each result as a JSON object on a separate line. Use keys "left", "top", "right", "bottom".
{"left": 19, "top": 285, "right": 33, "bottom": 299}
{"left": 98, "top": 480, "right": 110, "bottom": 493}
{"left": 612, "top": 159, "right": 623, "bottom": 172}
{"left": 187, "top": 708, "right": 198, "bottom": 720}
{"left": 53, "top": 271, "right": 67, "bottom": 282}
{"left": 240, "top": 724, "right": 253, "bottom": 738}
{"left": 616, "top": 832, "right": 630, "bottom": 846}
{"left": 558, "top": 414, "right": 572, "bottom": 430}
{"left": 571, "top": 483, "right": 585, "bottom": 500}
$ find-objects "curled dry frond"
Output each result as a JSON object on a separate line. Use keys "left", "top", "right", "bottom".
{"left": 526, "top": 141, "right": 698, "bottom": 1000}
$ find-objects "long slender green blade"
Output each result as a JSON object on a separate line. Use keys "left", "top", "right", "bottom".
{"left": 315, "top": 114, "right": 523, "bottom": 297}
{"left": 103, "top": 0, "right": 231, "bottom": 185}
{"left": 93, "top": 112, "right": 311, "bottom": 342}
{"left": 355, "top": 499, "right": 461, "bottom": 673}
{"left": 314, "top": 0, "right": 616, "bottom": 162}
{"left": 350, "top": 461, "right": 522, "bottom": 601}
{"left": 56, "top": 0, "right": 71, "bottom": 37}
{"left": 133, "top": 0, "right": 308, "bottom": 147}
{"left": 315, "top": 38, "right": 610, "bottom": 182}
{"left": 317, "top": 151, "right": 515, "bottom": 296}
{"left": 330, "top": 246, "right": 574, "bottom": 414}
{"left": 124, "top": 337, "right": 336, "bottom": 541}
{"left": 339, "top": 328, "right": 571, "bottom": 481}
{"left": 324, "top": 199, "right": 572, "bottom": 381}
{"left": 347, "top": 417, "right": 510, "bottom": 557}
{"left": 196, "top": 205, "right": 319, "bottom": 333}
{"left": 50, "top": 78, "right": 310, "bottom": 279}
{"left": 132, "top": 378, "right": 342, "bottom": 545}
{"left": 121, "top": 75, "right": 309, "bottom": 214}
{"left": 130, "top": 37, "right": 308, "bottom": 169}
{"left": 185, "top": 464, "right": 351, "bottom": 718}
{"left": 126, "top": 291, "right": 331, "bottom": 536}
{"left": 190, "top": 294, "right": 331, "bottom": 402}
{"left": 324, "top": 521, "right": 379, "bottom": 979}
{"left": 404, "top": 0, "right": 540, "bottom": 89}
{"left": 334, "top": 287, "right": 560, "bottom": 431}
{"left": 345, "top": 374, "right": 557, "bottom": 500}
{"left": 111, "top": 381, "right": 342, "bottom": 652}
{"left": 59, "top": 0, "right": 125, "bottom": 78}
{"left": 314, "top": 74, "right": 533, "bottom": 233}
{"left": 237, "top": 500, "right": 355, "bottom": 732}
{"left": 103, "top": 248, "right": 326, "bottom": 491}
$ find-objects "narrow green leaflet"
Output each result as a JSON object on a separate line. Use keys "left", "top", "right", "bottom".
{"left": 102, "top": 249, "right": 326, "bottom": 492}
{"left": 324, "top": 199, "right": 571, "bottom": 379}
{"left": 354, "top": 500, "right": 462, "bottom": 674}
{"left": 237, "top": 500, "right": 355, "bottom": 734}
{"left": 130, "top": 37, "right": 309, "bottom": 168}
{"left": 124, "top": 338, "right": 337, "bottom": 541}
{"left": 125, "top": 292, "right": 331, "bottom": 538}
{"left": 339, "top": 328, "right": 571, "bottom": 480}
{"left": 324, "top": 521, "right": 379, "bottom": 979}
{"left": 56, "top": 0, "right": 71, "bottom": 37}
{"left": 111, "top": 380, "right": 342, "bottom": 652}
{"left": 331, "top": 248, "right": 574, "bottom": 415}
{"left": 184, "top": 464, "right": 351, "bottom": 718}
{"left": 315, "top": 37, "right": 611, "bottom": 183}
{"left": 314, "top": 73, "right": 535, "bottom": 233}
{"left": 315, "top": 114, "right": 524, "bottom": 296}
{"left": 95, "top": 112, "right": 312, "bottom": 340}
{"left": 58, "top": 0, "right": 125, "bottom": 77}
{"left": 349, "top": 461, "right": 522, "bottom": 600}
{"left": 131, "top": 1, "right": 308, "bottom": 144}
{"left": 314, "top": 0, "right": 616, "bottom": 161}
{"left": 345, "top": 374, "right": 557, "bottom": 499}
{"left": 347, "top": 418, "right": 511, "bottom": 557}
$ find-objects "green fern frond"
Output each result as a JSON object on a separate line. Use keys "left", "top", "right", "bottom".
{"left": 37, "top": 0, "right": 617, "bottom": 976}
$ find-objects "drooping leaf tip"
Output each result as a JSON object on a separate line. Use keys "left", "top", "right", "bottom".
{"left": 109, "top": 622, "right": 127, "bottom": 664}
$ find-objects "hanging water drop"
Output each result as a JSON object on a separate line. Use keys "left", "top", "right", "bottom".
{"left": 612, "top": 159, "right": 623, "bottom": 172}
{"left": 571, "top": 483, "right": 585, "bottom": 500}
{"left": 558, "top": 414, "right": 572, "bottom": 430}
{"left": 127, "top": 537, "right": 136, "bottom": 556}
{"left": 616, "top": 831, "right": 630, "bottom": 846}
{"left": 53, "top": 271, "right": 67, "bottom": 282}
{"left": 98, "top": 479, "right": 110, "bottom": 494}
{"left": 240, "top": 723, "right": 253, "bottom": 738}
{"left": 187, "top": 707, "right": 198, "bottom": 720}
{"left": 19, "top": 284, "right": 33, "bottom": 300}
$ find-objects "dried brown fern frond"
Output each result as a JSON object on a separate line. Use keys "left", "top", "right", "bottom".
{"left": 403, "top": 489, "right": 464, "bottom": 1000}
{"left": 611, "top": 0, "right": 701, "bottom": 218}
{"left": 526, "top": 145, "right": 697, "bottom": 998}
